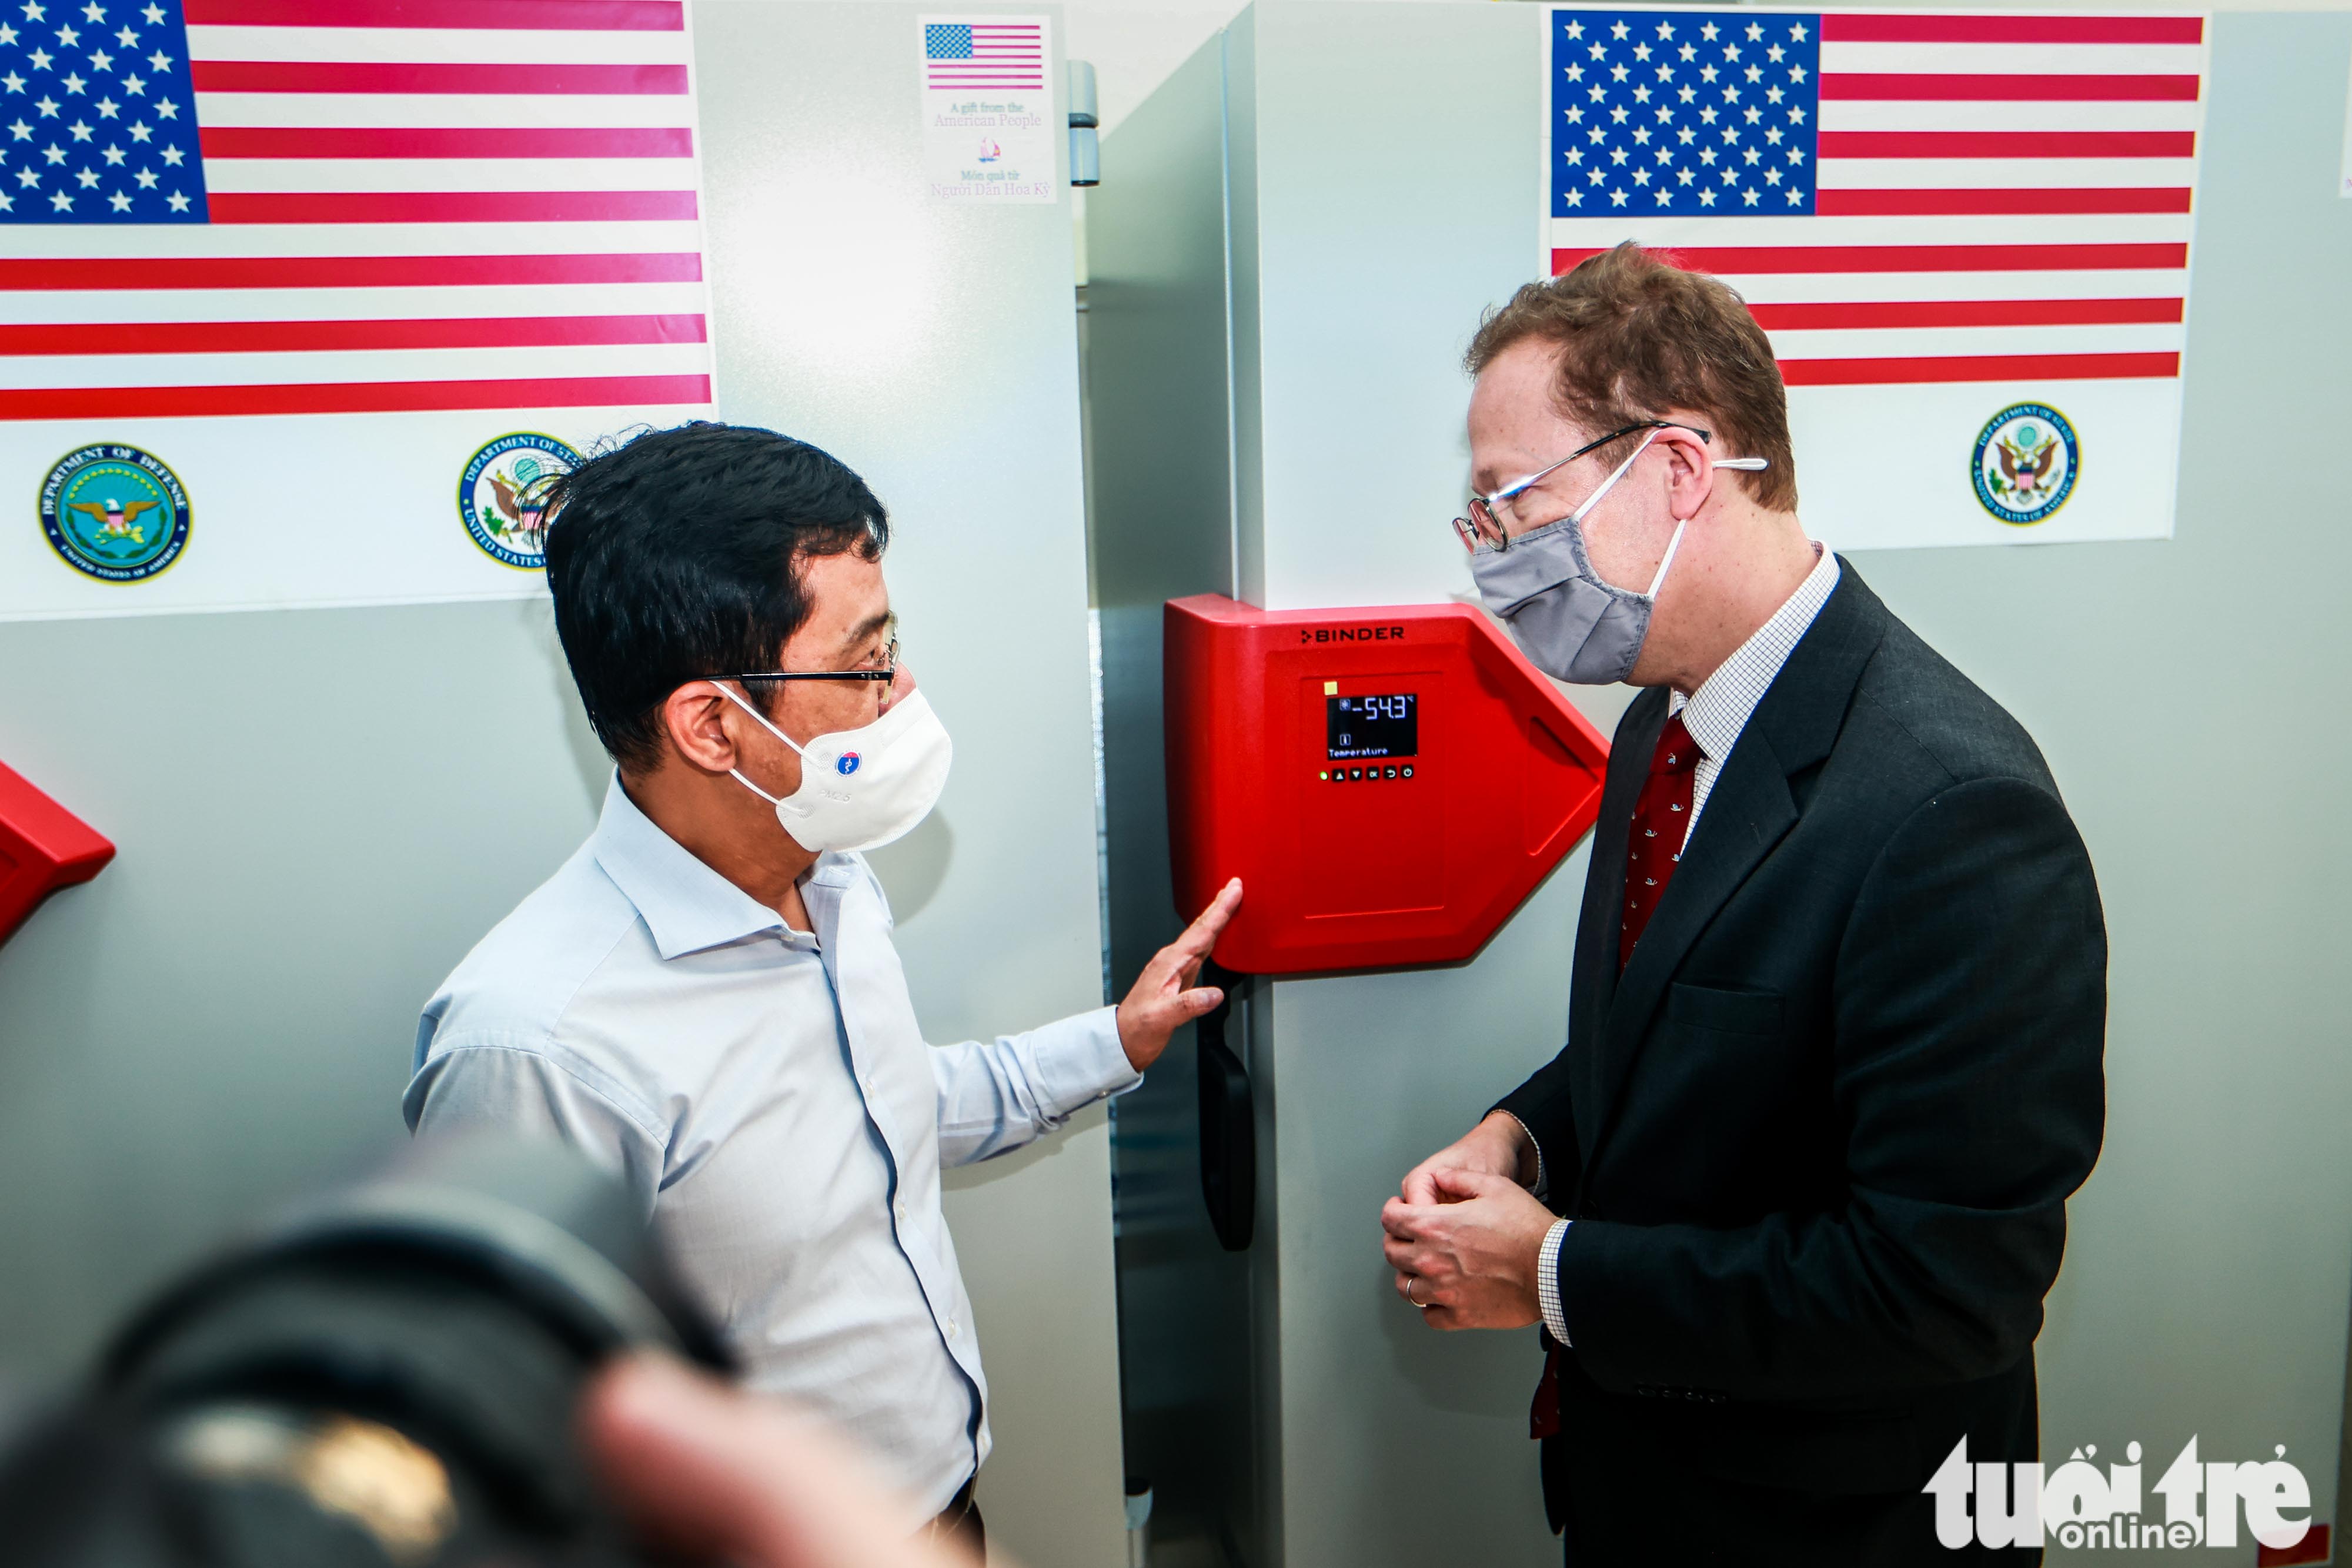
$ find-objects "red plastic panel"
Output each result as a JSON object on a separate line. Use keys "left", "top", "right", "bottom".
{"left": 0, "top": 760, "right": 116, "bottom": 948}
{"left": 1165, "top": 594, "right": 1609, "bottom": 975}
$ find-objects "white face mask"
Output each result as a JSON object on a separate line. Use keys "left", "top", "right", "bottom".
{"left": 713, "top": 683, "right": 953, "bottom": 854}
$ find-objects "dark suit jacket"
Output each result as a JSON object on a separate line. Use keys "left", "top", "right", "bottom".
{"left": 1498, "top": 562, "right": 2106, "bottom": 1553}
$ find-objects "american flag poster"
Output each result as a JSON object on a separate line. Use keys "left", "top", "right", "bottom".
{"left": 0, "top": 0, "right": 716, "bottom": 620}
{"left": 919, "top": 15, "right": 1056, "bottom": 204}
{"left": 1544, "top": 6, "right": 2208, "bottom": 550}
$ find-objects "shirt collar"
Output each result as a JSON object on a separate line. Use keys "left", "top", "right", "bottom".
{"left": 1671, "top": 544, "right": 1840, "bottom": 762}
{"left": 590, "top": 773, "right": 797, "bottom": 959}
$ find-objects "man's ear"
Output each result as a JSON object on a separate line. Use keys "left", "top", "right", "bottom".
{"left": 1659, "top": 425, "right": 1718, "bottom": 520}
{"left": 660, "top": 682, "right": 741, "bottom": 777}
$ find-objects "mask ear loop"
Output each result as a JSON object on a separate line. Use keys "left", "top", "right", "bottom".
{"left": 711, "top": 683, "right": 809, "bottom": 805}
{"left": 1568, "top": 427, "right": 1665, "bottom": 529}
{"left": 1642, "top": 454, "right": 1772, "bottom": 599}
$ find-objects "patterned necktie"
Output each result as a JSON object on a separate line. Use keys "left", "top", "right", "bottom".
{"left": 1531, "top": 711, "right": 1704, "bottom": 1442}
{"left": 1619, "top": 712, "right": 1701, "bottom": 972}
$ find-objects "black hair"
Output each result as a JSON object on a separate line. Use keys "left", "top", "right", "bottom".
{"left": 540, "top": 422, "right": 889, "bottom": 771}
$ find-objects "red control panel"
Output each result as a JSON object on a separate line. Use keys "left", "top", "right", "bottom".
{"left": 1165, "top": 594, "right": 1609, "bottom": 975}
{"left": 0, "top": 760, "right": 115, "bottom": 948}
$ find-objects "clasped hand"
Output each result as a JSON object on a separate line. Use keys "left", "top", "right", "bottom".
{"left": 1384, "top": 1112, "right": 1556, "bottom": 1331}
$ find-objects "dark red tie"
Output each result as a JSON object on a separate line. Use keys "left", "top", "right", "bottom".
{"left": 1619, "top": 713, "right": 1702, "bottom": 972}
{"left": 1531, "top": 711, "right": 1702, "bottom": 1440}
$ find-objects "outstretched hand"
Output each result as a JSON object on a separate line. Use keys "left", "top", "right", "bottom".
{"left": 1114, "top": 878, "right": 1243, "bottom": 1071}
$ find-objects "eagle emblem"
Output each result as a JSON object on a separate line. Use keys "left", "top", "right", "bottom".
{"left": 1994, "top": 425, "right": 2059, "bottom": 500}
{"left": 1972, "top": 403, "right": 2079, "bottom": 527}
{"left": 39, "top": 444, "right": 191, "bottom": 583}
{"left": 486, "top": 470, "right": 553, "bottom": 549}
{"left": 459, "top": 433, "right": 584, "bottom": 570}
{"left": 67, "top": 496, "right": 162, "bottom": 546}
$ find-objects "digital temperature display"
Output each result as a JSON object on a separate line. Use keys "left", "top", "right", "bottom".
{"left": 1327, "top": 693, "right": 1418, "bottom": 760}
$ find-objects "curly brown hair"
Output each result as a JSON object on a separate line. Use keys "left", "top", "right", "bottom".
{"left": 1465, "top": 242, "right": 1797, "bottom": 511}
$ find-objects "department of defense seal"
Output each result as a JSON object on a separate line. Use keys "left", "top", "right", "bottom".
{"left": 38, "top": 443, "right": 192, "bottom": 583}
{"left": 460, "top": 433, "right": 583, "bottom": 569}
{"left": 1972, "top": 403, "right": 2078, "bottom": 527}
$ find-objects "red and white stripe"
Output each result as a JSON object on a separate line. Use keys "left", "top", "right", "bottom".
{"left": 1549, "top": 10, "right": 2206, "bottom": 388}
{"left": 926, "top": 21, "right": 1045, "bottom": 91}
{"left": 0, "top": 0, "right": 711, "bottom": 421}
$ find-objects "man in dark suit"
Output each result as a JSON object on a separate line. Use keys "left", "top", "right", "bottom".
{"left": 1380, "top": 243, "right": 2106, "bottom": 1565}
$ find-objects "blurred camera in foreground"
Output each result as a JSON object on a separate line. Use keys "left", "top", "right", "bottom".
{"left": 0, "top": 1137, "right": 727, "bottom": 1568}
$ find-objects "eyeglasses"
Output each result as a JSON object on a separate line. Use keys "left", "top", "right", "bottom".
{"left": 1453, "top": 421, "right": 1714, "bottom": 554}
{"left": 718, "top": 636, "right": 898, "bottom": 686}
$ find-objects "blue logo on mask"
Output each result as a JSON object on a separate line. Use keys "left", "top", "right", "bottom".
{"left": 837, "top": 753, "right": 861, "bottom": 776}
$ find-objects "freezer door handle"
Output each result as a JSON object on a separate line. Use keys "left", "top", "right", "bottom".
{"left": 1195, "top": 963, "right": 1254, "bottom": 1252}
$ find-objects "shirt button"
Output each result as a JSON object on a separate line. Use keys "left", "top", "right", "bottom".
{"left": 947, "top": 1317, "right": 960, "bottom": 1337}
{"left": 894, "top": 1198, "right": 908, "bottom": 1222}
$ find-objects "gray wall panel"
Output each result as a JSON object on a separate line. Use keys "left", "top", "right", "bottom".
{"left": 0, "top": 600, "right": 603, "bottom": 1372}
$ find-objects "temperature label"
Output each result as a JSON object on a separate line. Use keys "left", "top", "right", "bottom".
{"left": 1327, "top": 693, "right": 1418, "bottom": 760}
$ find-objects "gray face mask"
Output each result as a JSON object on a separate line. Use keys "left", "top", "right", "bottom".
{"left": 1467, "top": 428, "right": 1768, "bottom": 685}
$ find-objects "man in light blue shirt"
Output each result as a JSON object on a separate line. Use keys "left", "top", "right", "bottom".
{"left": 405, "top": 424, "right": 1238, "bottom": 1549}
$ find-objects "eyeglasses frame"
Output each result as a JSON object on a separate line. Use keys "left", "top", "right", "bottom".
{"left": 715, "top": 636, "right": 900, "bottom": 686}
{"left": 1453, "top": 420, "right": 1715, "bottom": 554}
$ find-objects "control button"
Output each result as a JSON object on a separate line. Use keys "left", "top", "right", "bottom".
{"left": 1384, "top": 767, "right": 1397, "bottom": 779}
{"left": 1402, "top": 765, "right": 1414, "bottom": 779}
{"left": 1349, "top": 768, "right": 1363, "bottom": 780}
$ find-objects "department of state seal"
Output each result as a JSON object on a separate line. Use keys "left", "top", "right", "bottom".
{"left": 1972, "top": 403, "right": 2078, "bottom": 527}
{"left": 460, "top": 433, "right": 583, "bottom": 569}
{"left": 38, "top": 443, "right": 192, "bottom": 583}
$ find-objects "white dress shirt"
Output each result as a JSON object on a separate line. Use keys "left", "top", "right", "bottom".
{"left": 404, "top": 776, "right": 1140, "bottom": 1516}
{"left": 1534, "top": 546, "right": 1841, "bottom": 1346}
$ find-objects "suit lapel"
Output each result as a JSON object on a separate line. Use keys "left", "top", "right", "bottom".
{"left": 1585, "top": 732, "right": 1800, "bottom": 1158}
{"left": 1576, "top": 559, "right": 1893, "bottom": 1179}
{"left": 1568, "top": 688, "right": 1668, "bottom": 1162}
